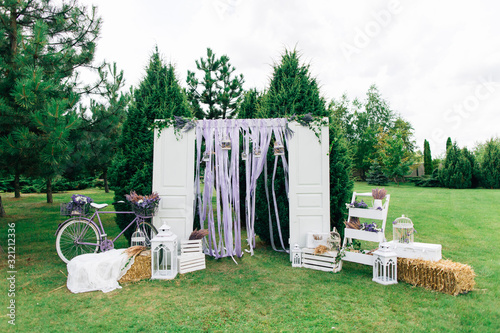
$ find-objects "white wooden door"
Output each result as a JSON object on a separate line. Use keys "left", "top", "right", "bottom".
{"left": 288, "top": 120, "right": 330, "bottom": 260}
{"left": 152, "top": 126, "right": 195, "bottom": 240}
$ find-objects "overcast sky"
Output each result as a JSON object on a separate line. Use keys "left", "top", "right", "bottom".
{"left": 79, "top": 0, "right": 500, "bottom": 157}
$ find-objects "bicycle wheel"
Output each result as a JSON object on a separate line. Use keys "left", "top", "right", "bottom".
{"left": 56, "top": 218, "right": 100, "bottom": 264}
{"left": 137, "top": 221, "right": 158, "bottom": 247}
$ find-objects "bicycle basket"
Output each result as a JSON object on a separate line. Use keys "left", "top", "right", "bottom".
{"left": 60, "top": 203, "right": 92, "bottom": 216}
{"left": 130, "top": 204, "right": 158, "bottom": 217}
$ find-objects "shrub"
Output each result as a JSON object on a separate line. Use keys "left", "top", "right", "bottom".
{"left": 480, "top": 139, "right": 500, "bottom": 188}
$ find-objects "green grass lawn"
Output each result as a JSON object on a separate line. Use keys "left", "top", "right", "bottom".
{"left": 0, "top": 183, "right": 499, "bottom": 332}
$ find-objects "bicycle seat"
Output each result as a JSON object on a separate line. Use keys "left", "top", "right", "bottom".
{"left": 90, "top": 203, "right": 108, "bottom": 210}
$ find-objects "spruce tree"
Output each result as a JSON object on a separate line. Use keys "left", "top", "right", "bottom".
{"left": 328, "top": 121, "right": 354, "bottom": 235}
{"left": 424, "top": 139, "right": 432, "bottom": 175}
{"left": 0, "top": 1, "right": 101, "bottom": 202}
{"left": 109, "top": 48, "right": 191, "bottom": 241}
{"left": 446, "top": 137, "right": 452, "bottom": 154}
{"left": 254, "top": 49, "right": 352, "bottom": 245}
{"left": 237, "top": 89, "right": 260, "bottom": 119}
{"left": 439, "top": 143, "right": 472, "bottom": 189}
{"left": 366, "top": 160, "right": 389, "bottom": 185}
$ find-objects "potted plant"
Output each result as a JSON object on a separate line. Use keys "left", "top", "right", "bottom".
{"left": 372, "top": 188, "right": 387, "bottom": 209}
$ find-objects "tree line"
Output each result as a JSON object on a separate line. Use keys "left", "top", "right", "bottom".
{"left": 4, "top": 1, "right": 498, "bottom": 244}
{"left": 411, "top": 137, "right": 500, "bottom": 189}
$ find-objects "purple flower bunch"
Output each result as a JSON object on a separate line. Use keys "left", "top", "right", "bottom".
{"left": 66, "top": 194, "right": 93, "bottom": 211}
{"left": 126, "top": 191, "right": 161, "bottom": 216}
{"left": 361, "top": 222, "right": 381, "bottom": 233}
{"left": 349, "top": 200, "right": 368, "bottom": 209}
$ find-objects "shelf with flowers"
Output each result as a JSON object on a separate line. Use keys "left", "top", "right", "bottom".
{"left": 342, "top": 191, "right": 391, "bottom": 266}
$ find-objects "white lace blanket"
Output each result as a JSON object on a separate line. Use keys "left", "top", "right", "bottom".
{"left": 67, "top": 249, "right": 134, "bottom": 293}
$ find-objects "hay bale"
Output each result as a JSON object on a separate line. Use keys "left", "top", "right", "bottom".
{"left": 397, "top": 258, "right": 476, "bottom": 296}
{"left": 119, "top": 250, "right": 151, "bottom": 283}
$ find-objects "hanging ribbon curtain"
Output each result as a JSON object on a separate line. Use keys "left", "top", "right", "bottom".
{"left": 194, "top": 118, "right": 291, "bottom": 259}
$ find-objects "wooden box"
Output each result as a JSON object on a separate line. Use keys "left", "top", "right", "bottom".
{"left": 387, "top": 241, "right": 442, "bottom": 261}
{"left": 178, "top": 253, "right": 206, "bottom": 274}
{"left": 301, "top": 248, "right": 342, "bottom": 273}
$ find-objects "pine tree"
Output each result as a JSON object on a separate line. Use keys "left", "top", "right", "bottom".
{"left": 366, "top": 160, "right": 389, "bottom": 185}
{"left": 78, "top": 63, "right": 129, "bottom": 193}
{"left": 187, "top": 48, "right": 244, "bottom": 119}
{"left": 109, "top": 48, "right": 191, "bottom": 241}
{"left": 481, "top": 139, "right": 500, "bottom": 188}
{"left": 424, "top": 139, "right": 432, "bottom": 175}
{"left": 0, "top": 0, "right": 101, "bottom": 201}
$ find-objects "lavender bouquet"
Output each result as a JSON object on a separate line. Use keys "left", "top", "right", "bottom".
{"left": 347, "top": 200, "right": 369, "bottom": 209}
{"left": 361, "top": 222, "right": 382, "bottom": 233}
{"left": 61, "top": 194, "right": 93, "bottom": 216}
{"left": 126, "top": 191, "right": 161, "bottom": 217}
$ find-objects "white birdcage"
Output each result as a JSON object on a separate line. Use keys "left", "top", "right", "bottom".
{"left": 393, "top": 215, "right": 415, "bottom": 244}
{"left": 372, "top": 243, "right": 398, "bottom": 285}
{"left": 291, "top": 244, "right": 302, "bottom": 267}
{"left": 150, "top": 223, "right": 178, "bottom": 280}
{"left": 131, "top": 229, "right": 146, "bottom": 247}
{"left": 329, "top": 227, "right": 341, "bottom": 251}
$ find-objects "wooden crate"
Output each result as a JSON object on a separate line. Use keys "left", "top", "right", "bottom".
{"left": 301, "top": 248, "right": 342, "bottom": 273}
{"left": 180, "top": 239, "right": 203, "bottom": 255}
{"left": 387, "top": 241, "right": 442, "bottom": 261}
{"left": 178, "top": 253, "right": 205, "bottom": 274}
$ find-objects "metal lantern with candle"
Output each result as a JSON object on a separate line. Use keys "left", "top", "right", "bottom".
{"left": 291, "top": 243, "right": 302, "bottom": 267}
{"left": 150, "top": 223, "right": 178, "bottom": 280}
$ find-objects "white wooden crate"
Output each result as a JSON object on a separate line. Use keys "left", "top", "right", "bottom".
{"left": 387, "top": 241, "right": 442, "bottom": 261}
{"left": 178, "top": 253, "right": 205, "bottom": 274}
{"left": 301, "top": 248, "right": 342, "bottom": 273}
{"left": 180, "top": 239, "right": 203, "bottom": 254}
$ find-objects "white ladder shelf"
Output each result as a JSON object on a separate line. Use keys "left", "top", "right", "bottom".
{"left": 342, "top": 192, "right": 390, "bottom": 266}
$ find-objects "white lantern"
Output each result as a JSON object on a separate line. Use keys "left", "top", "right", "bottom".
{"left": 291, "top": 243, "right": 302, "bottom": 267}
{"left": 221, "top": 136, "right": 231, "bottom": 150}
{"left": 253, "top": 147, "right": 261, "bottom": 158}
{"left": 131, "top": 229, "right": 146, "bottom": 247}
{"left": 273, "top": 141, "right": 284, "bottom": 156}
{"left": 372, "top": 243, "right": 398, "bottom": 285}
{"left": 202, "top": 151, "right": 210, "bottom": 162}
{"left": 150, "top": 223, "right": 178, "bottom": 280}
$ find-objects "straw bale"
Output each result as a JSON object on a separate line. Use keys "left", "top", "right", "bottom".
{"left": 397, "top": 258, "right": 476, "bottom": 296}
{"left": 119, "top": 251, "right": 151, "bottom": 283}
